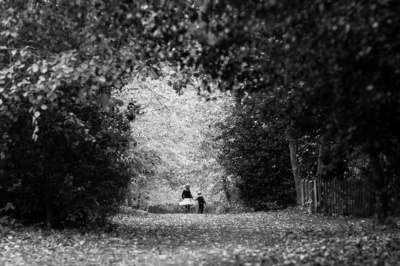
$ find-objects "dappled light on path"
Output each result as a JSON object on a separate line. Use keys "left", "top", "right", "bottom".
{"left": 2, "top": 211, "right": 400, "bottom": 265}
{"left": 116, "top": 212, "right": 400, "bottom": 265}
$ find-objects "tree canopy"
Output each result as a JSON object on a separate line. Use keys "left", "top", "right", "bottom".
{"left": 1, "top": 0, "right": 400, "bottom": 225}
{"left": 183, "top": 0, "right": 400, "bottom": 220}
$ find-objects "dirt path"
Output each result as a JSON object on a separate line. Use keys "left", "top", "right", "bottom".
{"left": 115, "top": 212, "right": 400, "bottom": 266}
{"left": 1, "top": 211, "right": 400, "bottom": 265}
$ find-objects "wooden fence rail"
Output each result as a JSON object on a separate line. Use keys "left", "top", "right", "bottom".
{"left": 300, "top": 179, "right": 373, "bottom": 217}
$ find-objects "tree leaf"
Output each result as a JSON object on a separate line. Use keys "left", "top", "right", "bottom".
{"left": 32, "top": 64, "right": 39, "bottom": 73}
{"left": 40, "top": 64, "right": 48, "bottom": 74}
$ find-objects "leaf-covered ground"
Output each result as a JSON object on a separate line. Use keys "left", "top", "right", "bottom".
{"left": 1, "top": 210, "right": 400, "bottom": 265}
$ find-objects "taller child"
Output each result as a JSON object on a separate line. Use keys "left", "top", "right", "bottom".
{"left": 181, "top": 184, "right": 193, "bottom": 213}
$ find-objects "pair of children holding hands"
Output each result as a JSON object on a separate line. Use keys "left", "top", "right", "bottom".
{"left": 180, "top": 184, "right": 206, "bottom": 213}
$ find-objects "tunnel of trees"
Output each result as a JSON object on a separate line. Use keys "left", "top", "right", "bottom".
{"left": 1, "top": 0, "right": 400, "bottom": 227}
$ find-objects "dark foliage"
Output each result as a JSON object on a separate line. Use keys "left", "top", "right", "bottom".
{"left": 189, "top": 0, "right": 400, "bottom": 221}
{"left": 217, "top": 92, "right": 296, "bottom": 210}
{"left": 0, "top": 85, "right": 132, "bottom": 227}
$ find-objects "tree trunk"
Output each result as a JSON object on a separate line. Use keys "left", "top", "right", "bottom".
{"left": 317, "top": 135, "right": 333, "bottom": 179}
{"left": 222, "top": 176, "right": 231, "bottom": 202}
{"left": 137, "top": 191, "right": 142, "bottom": 209}
{"left": 127, "top": 182, "right": 134, "bottom": 207}
{"left": 317, "top": 143, "right": 324, "bottom": 177}
{"left": 368, "top": 148, "right": 389, "bottom": 224}
{"left": 288, "top": 135, "right": 301, "bottom": 205}
{"left": 46, "top": 144, "right": 55, "bottom": 229}
{"left": 46, "top": 196, "right": 54, "bottom": 229}
{"left": 127, "top": 195, "right": 133, "bottom": 207}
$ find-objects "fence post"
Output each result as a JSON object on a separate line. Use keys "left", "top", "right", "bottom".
{"left": 313, "top": 179, "right": 317, "bottom": 211}
{"left": 356, "top": 180, "right": 360, "bottom": 216}
{"left": 307, "top": 180, "right": 313, "bottom": 209}
{"left": 338, "top": 179, "right": 341, "bottom": 215}
{"left": 300, "top": 179, "right": 304, "bottom": 206}
{"left": 303, "top": 179, "right": 306, "bottom": 206}
{"left": 329, "top": 180, "right": 334, "bottom": 215}
{"left": 340, "top": 180, "right": 343, "bottom": 215}
{"left": 317, "top": 179, "right": 321, "bottom": 213}
{"left": 351, "top": 180, "right": 354, "bottom": 215}
{"left": 319, "top": 179, "right": 323, "bottom": 212}
{"left": 304, "top": 179, "right": 308, "bottom": 207}
{"left": 308, "top": 180, "right": 312, "bottom": 213}
{"left": 308, "top": 180, "right": 311, "bottom": 209}
{"left": 301, "top": 178, "right": 371, "bottom": 217}
{"left": 331, "top": 180, "right": 335, "bottom": 215}
{"left": 362, "top": 184, "right": 365, "bottom": 216}
{"left": 344, "top": 179, "right": 348, "bottom": 215}
{"left": 337, "top": 179, "right": 340, "bottom": 215}
{"left": 359, "top": 181, "right": 363, "bottom": 216}
{"left": 337, "top": 180, "right": 343, "bottom": 215}
{"left": 334, "top": 179, "right": 338, "bottom": 215}
{"left": 322, "top": 180, "right": 326, "bottom": 212}
{"left": 310, "top": 180, "right": 313, "bottom": 210}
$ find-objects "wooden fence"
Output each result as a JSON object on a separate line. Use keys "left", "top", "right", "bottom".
{"left": 300, "top": 179, "right": 373, "bottom": 216}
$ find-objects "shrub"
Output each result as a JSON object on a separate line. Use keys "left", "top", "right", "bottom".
{"left": 0, "top": 86, "right": 132, "bottom": 227}
{"left": 217, "top": 93, "right": 297, "bottom": 211}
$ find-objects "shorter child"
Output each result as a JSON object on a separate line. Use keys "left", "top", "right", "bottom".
{"left": 196, "top": 192, "right": 206, "bottom": 214}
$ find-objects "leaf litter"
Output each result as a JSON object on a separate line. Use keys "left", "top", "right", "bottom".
{"left": 1, "top": 210, "right": 400, "bottom": 265}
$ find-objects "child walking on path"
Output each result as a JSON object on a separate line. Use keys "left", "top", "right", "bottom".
{"left": 180, "top": 184, "right": 194, "bottom": 213}
{"left": 196, "top": 192, "right": 206, "bottom": 214}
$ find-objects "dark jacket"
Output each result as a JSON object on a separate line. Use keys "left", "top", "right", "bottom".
{"left": 197, "top": 196, "right": 206, "bottom": 205}
{"left": 182, "top": 189, "right": 193, "bottom": 199}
